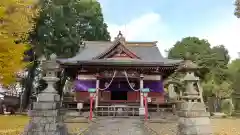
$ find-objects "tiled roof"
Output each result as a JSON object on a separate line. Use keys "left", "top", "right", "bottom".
{"left": 57, "top": 41, "right": 182, "bottom": 66}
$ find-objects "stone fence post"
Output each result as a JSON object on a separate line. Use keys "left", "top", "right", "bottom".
{"left": 23, "top": 54, "right": 68, "bottom": 135}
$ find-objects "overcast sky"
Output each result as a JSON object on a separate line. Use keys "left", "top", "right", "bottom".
{"left": 98, "top": 0, "right": 240, "bottom": 60}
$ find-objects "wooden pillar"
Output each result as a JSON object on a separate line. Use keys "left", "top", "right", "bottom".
{"left": 95, "top": 75, "right": 100, "bottom": 108}
{"left": 140, "top": 74, "right": 144, "bottom": 108}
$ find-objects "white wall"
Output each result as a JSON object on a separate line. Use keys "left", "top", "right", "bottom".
{"left": 77, "top": 75, "right": 96, "bottom": 80}
{"left": 143, "top": 75, "right": 161, "bottom": 80}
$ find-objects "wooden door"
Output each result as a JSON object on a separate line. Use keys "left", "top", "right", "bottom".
{"left": 127, "top": 91, "right": 140, "bottom": 102}
{"left": 100, "top": 91, "right": 111, "bottom": 101}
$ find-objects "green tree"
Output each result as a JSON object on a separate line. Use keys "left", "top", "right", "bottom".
{"left": 211, "top": 45, "right": 230, "bottom": 68}
{"left": 228, "top": 59, "right": 240, "bottom": 92}
{"left": 31, "top": 0, "right": 110, "bottom": 58}
{"left": 168, "top": 37, "right": 231, "bottom": 99}
{"left": 228, "top": 58, "right": 240, "bottom": 114}
{"left": 168, "top": 37, "right": 213, "bottom": 70}
{"left": 228, "top": 59, "right": 240, "bottom": 75}
{"left": 22, "top": 0, "right": 111, "bottom": 109}
{"left": 235, "top": 0, "right": 240, "bottom": 18}
{"left": 168, "top": 37, "right": 229, "bottom": 71}
{"left": 210, "top": 45, "right": 230, "bottom": 84}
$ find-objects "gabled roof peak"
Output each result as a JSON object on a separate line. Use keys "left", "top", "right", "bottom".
{"left": 93, "top": 35, "right": 140, "bottom": 59}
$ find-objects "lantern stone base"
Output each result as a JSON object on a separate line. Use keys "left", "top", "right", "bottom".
{"left": 177, "top": 102, "right": 212, "bottom": 135}
{"left": 23, "top": 92, "right": 69, "bottom": 135}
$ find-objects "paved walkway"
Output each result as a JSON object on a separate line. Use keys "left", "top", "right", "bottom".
{"left": 83, "top": 118, "right": 150, "bottom": 135}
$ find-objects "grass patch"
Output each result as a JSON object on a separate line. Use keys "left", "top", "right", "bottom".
{"left": 0, "top": 115, "right": 29, "bottom": 135}
{"left": 67, "top": 122, "right": 90, "bottom": 134}
{"left": 146, "top": 118, "right": 240, "bottom": 135}
{"left": 0, "top": 115, "right": 89, "bottom": 135}
{"left": 211, "top": 118, "right": 240, "bottom": 135}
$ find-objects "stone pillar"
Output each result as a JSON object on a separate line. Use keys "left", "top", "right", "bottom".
{"left": 23, "top": 54, "right": 68, "bottom": 135}
{"left": 140, "top": 74, "right": 144, "bottom": 108}
{"left": 176, "top": 58, "right": 212, "bottom": 135}
{"left": 95, "top": 76, "right": 100, "bottom": 108}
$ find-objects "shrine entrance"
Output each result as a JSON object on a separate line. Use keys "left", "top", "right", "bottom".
{"left": 111, "top": 91, "right": 128, "bottom": 100}
{"left": 100, "top": 79, "right": 139, "bottom": 102}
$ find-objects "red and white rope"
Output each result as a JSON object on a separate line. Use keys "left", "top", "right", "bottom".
{"left": 124, "top": 70, "right": 140, "bottom": 91}
{"left": 98, "top": 70, "right": 117, "bottom": 91}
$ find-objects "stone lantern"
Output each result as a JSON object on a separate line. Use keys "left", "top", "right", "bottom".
{"left": 23, "top": 54, "right": 68, "bottom": 135}
{"left": 40, "top": 54, "right": 59, "bottom": 94}
{"left": 176, "top": 53, "right": 212, "bottom": 135}
{"left": 181, "top": 72, "right": 200, "bottom": 102}
{"left": 177, "top": 53, "right": 203, "bottom": 102}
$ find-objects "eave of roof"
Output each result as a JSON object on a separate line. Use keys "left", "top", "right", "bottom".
{"left": 57, "top": 59, "right": 183, "bottom": 67}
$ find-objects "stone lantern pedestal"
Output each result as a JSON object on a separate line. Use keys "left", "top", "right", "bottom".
{"left": 23, "top": 54, "right": 68, "bottom": 135}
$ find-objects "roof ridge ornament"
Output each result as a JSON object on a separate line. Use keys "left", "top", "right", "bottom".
{"left": 114, "top": 31, "right": 126, "bottom": 45}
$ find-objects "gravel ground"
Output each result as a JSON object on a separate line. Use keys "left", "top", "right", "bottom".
{"left": 66, "top": 122, "right": 89, "bottom": 134}
{"left": 82, "top": 118, "right": 150, "bottom": 135}
{"left": 66, "top": 114, "right": 240, "bottom": 135}
{"left": 146, "top": 122, "right": 178, "bottom": 135}
{"left": 146, "top": 117, "right": 240, "bottom": 135}
{"left": 65, "top": 117, "right": 90, "bottom": 134}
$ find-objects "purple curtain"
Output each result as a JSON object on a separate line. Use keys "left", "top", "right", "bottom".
{"left": 74, "top": 79, "right": 164, "bottom": 93}
{"left": 74, "top": 80, "right": 96, "bottom": 91}
{"left": 99, "top": 80, "right": 139, "bottom": 91}
{"left": 144, "top": 80, "right": 163, "bottom": 93}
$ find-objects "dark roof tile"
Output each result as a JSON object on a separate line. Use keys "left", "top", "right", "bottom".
{"left": 57, "top": 41, "right": 182, "bottom": 65}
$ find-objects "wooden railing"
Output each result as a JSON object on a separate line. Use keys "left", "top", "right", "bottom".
{"left": 95, "top": 105, "right": 140, "bottom": 117}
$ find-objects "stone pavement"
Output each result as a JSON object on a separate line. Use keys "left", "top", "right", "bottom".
{"left": 82, "top": 118, "right": 151, "bottom": 135}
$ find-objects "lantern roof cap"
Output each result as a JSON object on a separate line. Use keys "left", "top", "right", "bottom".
{"left": 182, "top": 72, "right": 199, "bottom": 81}
{"left": 177, "top": 52, "right": 200, "bottom": 72}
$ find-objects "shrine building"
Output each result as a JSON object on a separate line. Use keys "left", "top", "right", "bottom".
{"left": 57, "top": 32, "right": 182, "bottom": 111}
